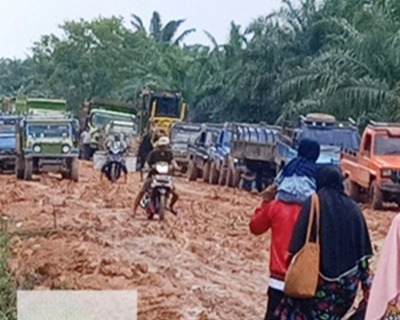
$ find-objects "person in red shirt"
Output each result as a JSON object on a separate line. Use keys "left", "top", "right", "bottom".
{"left": 249, "top": 139, "right": 320, "bottom": 320}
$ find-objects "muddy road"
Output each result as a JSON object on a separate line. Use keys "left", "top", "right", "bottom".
{"left": 0, "top": 161, "right": 396, "bottom": 320}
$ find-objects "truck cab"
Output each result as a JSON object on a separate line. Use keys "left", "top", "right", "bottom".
{"left": 169, "top": 122, "right": 202, "bottom": 172}
{"left": 0, "top": 115, "right": 20, "bottom": 172}
{"left": 82, "top": 99, "right": 137, "bottom": 156}
{"left": 207, "top": 123, "right": 233, "bottom": 185}
{"left": 15, "top": 99, "right": 80, "bottom": 181}
{"left": 276, "top": 113, "right": 360, "bottom": 169}
{"left": 341, "top": 122, "right": 400, "bottom": 209}
{"left": 186, "top": 124, "right": 223, "bottom": 182}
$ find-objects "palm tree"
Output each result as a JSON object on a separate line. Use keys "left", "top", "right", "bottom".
{"left": 274, "top": 1, "right": 400, "bottom": 124}
{"left": 131, "top": 11, "right": 196, "bottom": 45}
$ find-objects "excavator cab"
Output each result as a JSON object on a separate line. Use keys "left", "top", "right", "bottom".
{"left": 139, "top": 89, "right": 186, "bottom": 136}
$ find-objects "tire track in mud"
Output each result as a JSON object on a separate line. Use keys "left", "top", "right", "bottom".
{"left": 0, "top": 161, "right": 396, "bottom": 320}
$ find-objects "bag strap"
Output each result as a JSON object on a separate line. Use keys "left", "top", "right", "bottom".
{"left": 315, "top": 194, "right": 321, "bottom": 244}
{"left": 305, "top": 193, "right": 321, "bottom": 244}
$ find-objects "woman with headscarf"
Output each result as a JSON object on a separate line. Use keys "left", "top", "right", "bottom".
{"left": 273, "top": 166, "right": 373, "bottom": 320}
{"left": 249, "top": 139, "right": 320, "bottom": 320}
{"left": 365, "top": 214, "right": 400, "bottom": 320}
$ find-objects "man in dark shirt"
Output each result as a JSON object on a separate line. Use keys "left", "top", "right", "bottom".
{"left": 137, "top": 132, "right": 154, "bottom": 181}
{"left": 133, "top": 136, "right": 179, "bottom": 217}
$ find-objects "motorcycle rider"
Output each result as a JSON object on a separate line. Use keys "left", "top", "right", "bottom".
{"left": 100, "top": 133, "right": 128, "bottom": 182}
{"left": 133, "top": 136, "right": 180, "bottom": 217}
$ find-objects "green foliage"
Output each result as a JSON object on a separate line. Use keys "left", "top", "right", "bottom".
{"left": 2, "top": 1, "right": 400, "bottom": 124}
{"left": 0, "top": 234, "right": 16, "bottom": 320}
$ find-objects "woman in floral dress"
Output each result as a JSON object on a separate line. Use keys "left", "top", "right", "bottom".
{"left": 273, "top": 166, "right": 373, "bottom": 320}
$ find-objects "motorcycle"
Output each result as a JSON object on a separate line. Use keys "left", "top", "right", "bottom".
{"left": 140, "top": 162, "right": 172, "bottom": 221}
{"left": 102, "top": 141, "right": 127, "bottom": 183}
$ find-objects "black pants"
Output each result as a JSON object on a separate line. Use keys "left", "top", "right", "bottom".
{"left": 264, "top": 287, "right": 284, "bottom": 320}
{"left": 255, "top": 171, "right": 263, "bottom": 192}
{"left": 82, "top": 144, "right": 91, "bottom": 160}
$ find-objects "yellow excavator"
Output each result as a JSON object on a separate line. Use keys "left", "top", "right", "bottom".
{"left": 138, "top": 89, "right": 186, "bottom": 136}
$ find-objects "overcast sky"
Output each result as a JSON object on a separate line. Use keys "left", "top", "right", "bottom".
{"left": 0, "top": 0, "right": 282, "bottom": 58}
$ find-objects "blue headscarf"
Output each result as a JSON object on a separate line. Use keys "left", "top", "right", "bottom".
{"left": 280, "top": 139, "right": 320, "bottom": 179}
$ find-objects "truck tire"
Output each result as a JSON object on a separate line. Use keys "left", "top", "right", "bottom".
{"left": 187, "top": 159, "right": 198, "bottom": 182}
{"left": 23, "top": 160, "right": 33, "bottom": 181}
{"left": 370, "top": 181, "right": 383, "bottom": 210}
{"left": 344, "top": 178, "right": 360, "bottom": 202}
{"left": 70, "top": 158, "right": 79, "bottom": 182}
{"left": 202, "top": 161, "right": 210, "bottom": 183}
{"left": 15, "top": 156, "right": 24, "bottom": 180}
{"left": 218, "top": 167, "right": 227, "bottom": 186}
{"left": 226, "top": 166, "right": 238, "bottom": 188}
{"left": 226, "top": 166, "right": 233, "bottom": 187}
{"left": 209, "top": 161, "right": 219, "bottom": 185}
{"left": 232, "top": 168, "right": 241, "bottom": 188}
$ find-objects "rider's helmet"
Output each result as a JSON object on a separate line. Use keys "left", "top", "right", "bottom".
{"left": 156, "top": 136, "right": 170, "bottom": 148}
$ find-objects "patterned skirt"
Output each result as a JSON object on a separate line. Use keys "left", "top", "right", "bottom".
{"left": 272, "top": 272, "right": 361, "bottom": 320}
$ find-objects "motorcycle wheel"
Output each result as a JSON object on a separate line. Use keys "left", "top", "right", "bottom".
{"left": 158, "top": 194, "right": 166, "bottom": 222}
{"left": 116, "top": 164, "right": 122, "bottom": 180}
{"left": 110, "top": 163, "right": 117, "bottom": 183}
{"left": 147, "top": 192, "right": 155, "bottom": 220}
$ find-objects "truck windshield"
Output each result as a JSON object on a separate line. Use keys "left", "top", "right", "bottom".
{"left": 154, "top": 97, "right": 180, "bottom": 118}
{"left": 27, "top": 124, "right": 71, "bottom": 138}
{"left": 90, "top": 111, "right": 134, "bottom": 128}
{"left": 298, "top": 128, "right": 360, "bottom": 150}
{"left": 171, "top": 130, "right": 199, "bottom": 143}
{"left": 111, "top": 124, "right": 138, "bottom": 136}
{"left": 374, "top": 135, "right": 400, "bottom": 155}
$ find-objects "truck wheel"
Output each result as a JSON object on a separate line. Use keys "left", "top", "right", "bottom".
{"left": 218, "top": 167, "right": 227, "bottom": 186}
{"left": 344, "top": 178, "right": 360, "bottom": 201}
{"left": 70, "top": 158, "right": 79, "bottom": 182}
{"left": 226, "top": 166, "right": 235, "bottom": 187}
{"left": 187, "top": 159, "right": 198, "bottom": 182}
{"left": 15, "top": 156, "right": 24, "bottom": 180}
{"left": 23, "top": 160, "right": 33, "bottom": 181}
{"left": 209, "top": 162, "right": 219, "bottom": 185}
{"left": 218, "top": 166, "right": 228, "bottom": 186}
{"left": 232, "top": 168, "right": 241, "bottom": 188}
{"left": 370, "top": 181, "right": 383, "bottom": 210}
{"left": 202, "top": 161, "right": 210, "bottom": 183}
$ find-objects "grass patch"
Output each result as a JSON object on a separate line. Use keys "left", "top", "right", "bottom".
{"left": 0, "top": 234, "right": 16, "bottom": 320}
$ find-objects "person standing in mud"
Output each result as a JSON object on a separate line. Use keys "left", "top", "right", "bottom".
{"left": 80, "top": 127, "right": 91, "bottom": 160}
{"left": 273, "top": 166, "right": 373, "bottom": 319}
{"left": 137, "top": 124, "right": 154, "bottom": 181}
{"left": 249, "top": 139, "right": 320, "bottom": 320}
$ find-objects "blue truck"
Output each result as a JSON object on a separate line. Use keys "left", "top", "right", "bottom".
{"left": 207, "top": 122, "right": 280, "bottom": 189}
{"left": 186, "top": 123, "right": 224, "bottom": 182}
{"left": 0, "top": 114, "right": 19, "bottom": 172}
{"left": 275, "top": 113, "right": 361, "bottom": 169}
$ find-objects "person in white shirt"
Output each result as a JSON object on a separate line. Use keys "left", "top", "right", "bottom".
{"left": 80, "top": 128, "right": 91, "bottom": 160}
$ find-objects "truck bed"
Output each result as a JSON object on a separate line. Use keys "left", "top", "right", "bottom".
{"left": 230, "top": 140, "right": 275, "bottom": 162}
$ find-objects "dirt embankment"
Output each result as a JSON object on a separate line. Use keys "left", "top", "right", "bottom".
{"left": 0, "top": 161, "right": 396, "bottom": 320}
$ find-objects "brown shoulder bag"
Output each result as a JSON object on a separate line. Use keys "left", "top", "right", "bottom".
{"left": 284, "top": 193, "right": 321, "bottom": 298}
